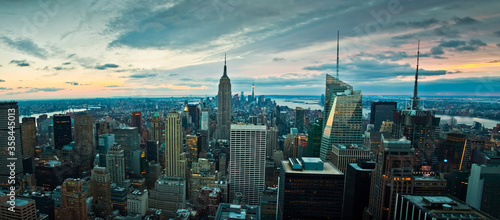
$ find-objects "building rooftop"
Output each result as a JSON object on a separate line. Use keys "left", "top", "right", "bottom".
{"left": 399, "top": 194, "right": 495, "bottom": 219}
{"left": 282, "top": 159, "right": 342, "bottom": 175}
{"left": 215, "top": 203, "right": 260, "bottom": 220}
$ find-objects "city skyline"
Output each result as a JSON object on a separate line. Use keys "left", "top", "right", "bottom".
{"left": 1, "top": 0, "right": 500, "bottom": 100}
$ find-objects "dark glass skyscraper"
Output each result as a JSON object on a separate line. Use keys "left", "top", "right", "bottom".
{"left": 216, "top": 56, "right": 232, "bottom": 140}
{"left": 53, "top": 114, "right": 72, "bottom": 150}
{"left": 370, "top": 102, "right": 397, "bottom": 132}
{"left": 0, "top": 102, "right": 24, "bottom": 188}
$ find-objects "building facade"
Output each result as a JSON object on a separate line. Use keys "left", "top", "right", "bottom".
{"left": 229, "top": 124, "right": 266, "bottom": 205}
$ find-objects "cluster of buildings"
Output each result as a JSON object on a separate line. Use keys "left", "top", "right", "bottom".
{"left": 1, "top": 54, "right": 500, "bottom": 220}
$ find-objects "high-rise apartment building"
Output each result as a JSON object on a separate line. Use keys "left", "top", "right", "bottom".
{"left": 21, "top": 117, "right": 36, "bottom": 158}
{"left": 128, "top": 189, "right": 148, "bottom": 217}
{"left": 320, "top": 76, "right": 363, "bottom": 161}
{"left": 229, "top": 124, "right": 266, "bottom": 205}
{"left": 0, "top": 102, "right": 24, "bottom": 188}
{"left": 216, "top": 56, "right": 232, "bottom": 140}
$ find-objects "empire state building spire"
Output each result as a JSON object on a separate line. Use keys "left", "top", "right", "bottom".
{"left": 222, "top": 53, "right": 228, "bottom": 78}
{"left": 216, "top": 54, "right": 232, "bottom": 140}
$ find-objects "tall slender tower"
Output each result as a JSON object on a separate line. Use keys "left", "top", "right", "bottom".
{"left": 90, "top": 166, "right": 112, "bottom": 218}
{"left": 74, "top": 113, "right": 95, "bottom": 173}
{"left": 216, "top": 55, "right": 232, "bottom": 140}
{"left": 165, "top": 111, "right": 184, "bottom": 177}
{"left": 0, "top": 102, "right": 23, "bottom": 188}
{"left": 412, "top": 40, "right": 420, "bottom": 110}
{"left": 21, "top": 117, "right": 37, "bottom": 158}
{"left": 251, "top": 81, "right": 255, "bottom": 102}
{"left": 56, "top": 178, "right": 88, "bottom": 220}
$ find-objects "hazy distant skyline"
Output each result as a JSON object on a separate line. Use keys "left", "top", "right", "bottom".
{"left": 1, "top": 0, "right": 500, "bottom": 99}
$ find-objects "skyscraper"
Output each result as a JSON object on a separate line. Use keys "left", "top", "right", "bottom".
{"left": 165, "top": 111, "right": 184, "bottom": 177}
{"left": 131, "top": 111, "right": 142, "bottom": 134}
{"left": 229, "top": 124, "right": 266, "bottom": 205}
{"left": 151, "top": 112, "right": 163, "bottom": 145}
{"left": 216, "top": 55, "right": 232, "bottom": 140}
{"left": 0, "top": 102, "right": 23, "bottom": 189}
{"left": 466, "top": 163, "right": 500, "bottom": 219}
{"left": 330, "top": 144, "right": 371, "bottom": 173}
{"left": 113, "top": 126, "right": 140, "bottom": 173}
{"left": 320, "top": 76, "right": 363, "bottom": 161}
{"left": 366, "top": 135, "right": 415, "bottom": 220}
{"left": 21, "top": 117, "right": 36, "bottom": 158}
{"left": 106, "top": 144, "right": 125, "bottom": 186}
{"left": 74, "top": 113, "right": 95, "bottom": 173}
{"left": 90, "top": 167, "right": 112, "bottom": 218}
{"left": 370, "top": 102, "right": 397, "bottom": 132}
{"left": 278, "top": 157, "right": 344, "bottom": 219}
{"left": 295, "top": 107, "right": 305, "bottom": 133}
{"left": 53, "top": 114, "right": 72, "bottom": 150}
{"left": 55, "top": 178, "right": 87, "bottom": 220}
{"left": 148, "top": 175, "right": 186, "bottom": 218}
{"left": 343, "top": 160, "right": 375, "bottom": 220}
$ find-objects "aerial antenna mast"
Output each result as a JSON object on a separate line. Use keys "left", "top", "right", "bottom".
{"left": 412, "top": 40, "right": 420, "bottom": 110}
{"left": 336, "top": 30, "right": 340, "bottom": 79}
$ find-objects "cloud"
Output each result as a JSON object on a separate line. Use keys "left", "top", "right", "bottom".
{"left": 26, "top": 87, "right": 64, "bottom": 93}
{"left": 95, "top": 63, "right": 119, "bottom": 70}
{"left": 6, "top": 87, "right": 64, "bottom": 95}
{"left": 273, "top": 57, "right": 286, "bottom": 62}
{"left": 54, "top": 66, "right": 75, "bottom": 71}
{"left": 355, "top": 51, "right": 429, "bottom": 62}
{"left": 105, "top": 85, "right": 120, "bottom": 87}
{"left": 0, "top": 79, "right": 5, "bottom": 82}
{"left": 452, "top": 16, "right": 479, "bottom": 25}
{"left": 438, "top": 40, "right": 466, "bottom": 48}
{"left": 128, "top": 73, "right": 157, "bottom": 78}
{"left": 469, "top": 39, "right": 487, "bottom": 46}
{"left": 494, "top": 30, "right": 500, "bottom": 37}
{"left": 65, "top": 81, "right": 79, "bottom": 86}
{"left": 304, "top": 59, "right": 447, "bottom": 81}
{"left": 487, "top": 60, "right": 500, "bottom": 63}
{"left": 433, "top": 26, "right": 460, "bottom": 38}
{"left": 430, "top": 46, "right": 444, "bottom": 55}
{"left": 9, "top": 60, "right": 30, "bottom": 67}
{"left": 0, "top": 87, "right": 12, "bottom": 90}
{"left": 169, "top": 73, "right": 179, "bottom": 76}
{"left": 497, "top": 43, "right": 500, "bottom": 47}
{"left": 393, "top": 18, "right": 441, "bottom": 28}
{"left": 62, "top": 62, "right": 71, "bottom": 65}
{"left": 0, "top": 37, "right": 49, "bottom": 59}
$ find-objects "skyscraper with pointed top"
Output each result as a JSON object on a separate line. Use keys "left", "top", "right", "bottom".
{"left": 216, "top": 55, "right": 232, "bottom": 140}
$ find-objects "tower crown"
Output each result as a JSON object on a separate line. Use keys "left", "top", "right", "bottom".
{"left": 222, "top": 53, "right": 228, "bottom": 79}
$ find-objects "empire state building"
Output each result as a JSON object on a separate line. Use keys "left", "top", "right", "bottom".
{"left": 216, "top": 55, "right": 232, "bottom": 140}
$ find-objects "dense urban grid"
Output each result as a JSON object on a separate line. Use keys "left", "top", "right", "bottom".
{"left": 1, "top": 54, "right": 499, "bottom": 220}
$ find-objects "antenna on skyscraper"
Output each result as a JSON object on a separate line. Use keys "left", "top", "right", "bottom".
{"left": 336, "top": 30, "right": 340, "bottom": 79}
{"left": 411, "top": 40, "right": 420, "bottom": 110}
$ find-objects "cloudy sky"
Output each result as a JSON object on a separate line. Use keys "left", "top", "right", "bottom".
{"left": 1, "top": 0, "right": 499, "bottom": 99}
